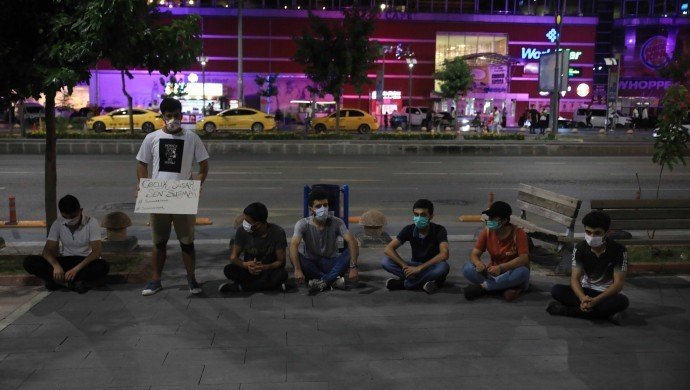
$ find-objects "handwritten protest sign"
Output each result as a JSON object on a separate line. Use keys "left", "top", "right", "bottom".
{"left": 135, "top": 179, "right": 201, "bottom": 215}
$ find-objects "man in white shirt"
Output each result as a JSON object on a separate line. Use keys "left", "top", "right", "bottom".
{"left": 136, "top": 97, "right": 210, "bottom": 296}
{"left": 23, "top": 195, "right": 109, "bottom": 293}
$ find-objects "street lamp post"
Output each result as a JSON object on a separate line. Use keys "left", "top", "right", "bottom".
{"left": 604, "top": 57, "right": 619, "bottom": 131}
{"left": 406, "top": 57, "right": 417, "bottom": 131}
{"left": 198, "top": 56, "right": 208, "bottom": 115}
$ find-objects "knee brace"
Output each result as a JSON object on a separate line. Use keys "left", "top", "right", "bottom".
{"left": 180, "top": 242, "right": 195, "bottom": 254}
{"left": 155, "top": 240, "right": 168, "bottom": 250}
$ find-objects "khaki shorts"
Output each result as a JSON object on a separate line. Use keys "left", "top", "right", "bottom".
{"left": 150, "top": 214, "right": 195, "bottom": 245}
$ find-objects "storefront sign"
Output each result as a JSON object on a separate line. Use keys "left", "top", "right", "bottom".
{"left": 640, "top": 36, "right": 669, "bottom": 70}
{"left": 620, "top": 79, "right": 672, "bottom": 91}
{"left": 370, "top": 90, "right": 402, "bottom": 100}
{"left": 521, "top": 48, "right": 582, "bottom": 61}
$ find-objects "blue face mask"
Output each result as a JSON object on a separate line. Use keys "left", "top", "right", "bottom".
{"left": 413, "top": 216, "right": 430, "bottom": 229}
{"left": 486, "top": 220, "right": 502, "bottom": 230}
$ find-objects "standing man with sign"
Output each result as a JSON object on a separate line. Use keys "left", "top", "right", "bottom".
{"left": 136, "top": 97, "right": 210, "bottom": 296}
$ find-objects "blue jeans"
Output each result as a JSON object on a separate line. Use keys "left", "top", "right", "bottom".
{"left": 299, "top": 248, "right": 350, "bottom": 284}
{"left": 381, "top": 256, "right": 450, "bottom": 290}
{"left": 462, "top": 262, "right": 530, "bottom": 291}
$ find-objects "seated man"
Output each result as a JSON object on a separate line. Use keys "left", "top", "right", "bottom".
{"left": 23, "top": 195, "right": 109, "bottom": 293}
{"left": 463, "top": 201, "right": 530, "bottom": 302}
{"left": 289, "top": 189, "right": 359, "bottom": 295}
{"left": 546, "top": 211, "right": 629, "bottom": 325}
{"left": 220, "top": 202, "right": 289, "bottom": 292}
{"left": 382, "top": 199, "right": 450, "bottom": 294}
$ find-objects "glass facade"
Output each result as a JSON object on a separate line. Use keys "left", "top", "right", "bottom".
{"left": 435, "top": 33, "right": 508, "bottom": 72}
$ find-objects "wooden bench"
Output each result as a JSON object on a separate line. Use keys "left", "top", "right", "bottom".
{"left": 510, "top": 184, "right": 583, "bottom": 273}
{"left": 590, "top": 199, "right": 690, "bottom": 245}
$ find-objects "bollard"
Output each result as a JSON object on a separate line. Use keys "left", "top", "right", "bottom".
{"left": 8, "top": 196, "right": 17, "bottom": 225}
{"left": 487, "top": 192, "right": 495, "bottom": 209}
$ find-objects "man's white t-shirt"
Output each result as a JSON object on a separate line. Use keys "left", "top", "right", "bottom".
{"left": 136, "top": 129, "right": 210, "bottom": 180}
{"left": 47, "top": 215, "right": 101, "bottom": 257}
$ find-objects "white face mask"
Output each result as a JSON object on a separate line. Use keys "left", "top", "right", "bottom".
{"left": 165, "top": 118, "right": 182, "bottom": 133}
{"left": 242, "top": 219, "right": 253, "bottom": 233}
{"left": 314, "top": 205, "right": 329, "bottom": 221}
{"left": 65, "top": 216, "right": 80, "bottom": 226}
{"left": 585, "top": 233, "right": 604, "bottom": 248}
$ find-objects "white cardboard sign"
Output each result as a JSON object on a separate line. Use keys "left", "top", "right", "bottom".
{"left": 135, "top": 179, "right": 200, "bottom": 215}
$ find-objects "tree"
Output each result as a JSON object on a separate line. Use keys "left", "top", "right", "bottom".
{"left": 0, "top": 0, "right": 201, "bottom": 231}
{"left": 293, "top": 8, "right": 379, "bottom": 131}
{"left": 434, "top": 57, "right": 473, "bottom": 128}
{"left": 92, "top": 1, "right": 201, "bottom": 133}
{"left": 652, "top": 85, "right": 690, "bottom": 198}
{"left": 342, "top": 7, "right": 380, "bottom": 109}
{"left": 254, "top": 74, "right": 279, "bottom": 114}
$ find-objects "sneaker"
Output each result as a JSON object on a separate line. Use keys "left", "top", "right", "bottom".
{"left": 422, "top": 280, "right": 439, "bottom": 295}
{"left": 142, "top": 280, "right": 163, "bottom": 296}
{"left": 218, "top": 282, "right": 242, "bottom": 293}
{"left": 331, "top": 276, "right": 347, "bottom": 290}
{"left": 68, "top": 281, "right": 89, "bottom": 294}
{"left": 608, "top": 311, "right": 624, "bottom": 326}
{"left": 463, "top": 284, "right": 486, "bottom": 301}
{"left": 503, "top": 288, "right": 522, "bottom": 302}
{"left": 545, "top": 301, "right": 567, "bottom": 316}
{"left": 188, "top": 280, "right": 203, "bottom": 295}
{"left": 308, "top": 279, "right": 328, "bottom": 295}
{"left": 281, "top": 280, "right": 297, "bottom": 292}
{"left": 385, "top": 278, "right": 405, "bottom": 291}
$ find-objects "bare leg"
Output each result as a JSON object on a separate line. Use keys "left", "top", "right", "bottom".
{"left": 180, "top": 247, "right": 196, "bottom": 281}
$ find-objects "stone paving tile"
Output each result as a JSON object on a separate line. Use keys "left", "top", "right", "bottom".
{"left": 356, "top": 328, "right": 437, "bottom": 344}
{"left": 244, "top": 346, "right": 323, "bottom": 364}
{"left": 200, "top": 362, "right": 286, "bottom": 384}
{"left": 164, "top": 347, "right": 245, "bottom": 365}
{"left": 329, "top": 376, "right": 505, "bottom": 390}
{"left": 19, "top": 367, "right": 115, "bottom": 388}
{"left": 108, "top": 365, "right": 205, "bottom": 387}
{"left": 0, "top": 323, "right": 41, "bottom": 338}
{"left": 82, "top": 350, "right": 168, "bottom": 368}
{"left": 151, "top": 386, "right": 238, "bottom": 390}
{"left": 240, "top": 382, "right": 329, "bottom": 390}
{"left": 0, "top": 350, "right": 89, "bottom": 370}
{"left": 286, "top": 329, "right": 363, "bottom": 346}
{"left": 0, "top": 336, "right": 67, "bottom": 353}
{"left": 212, "top": 330, "right": 287, "bottom": 348}
{"left": 136, "top": 334, "right": 213, "bottom": 350}
{"left": 286, "top": 360, "right": 372, "bottom": 382}
{"left": 55, "top": 335, "right": 140, "bottom": 352}
{"left": 247, "top": 318, "right": 318, "bottom": 333}
{"left": 321, "top": 343, "right": 405, "bottom": 362}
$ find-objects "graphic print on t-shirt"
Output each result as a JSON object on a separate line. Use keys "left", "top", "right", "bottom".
{"left": 159, "top": 138, "right": 184, "bottom": 173}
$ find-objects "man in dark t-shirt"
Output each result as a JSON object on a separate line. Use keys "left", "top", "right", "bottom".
{"left": 220, "top": 202, "right": 289, "bottom": 292}
{"left": 382, "top": 199, "right": 450, "bottom": 294}
{"left": 547, "top": 211, "right": 629, "bottom": 325}
{"left": 529, "top": 104, "right": 539, "bottom": 134}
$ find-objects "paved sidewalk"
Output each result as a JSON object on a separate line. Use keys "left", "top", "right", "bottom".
{"left": 1, "top": 242, "right": 690, "bottom": 390}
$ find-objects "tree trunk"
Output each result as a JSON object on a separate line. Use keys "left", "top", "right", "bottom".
{"left": 121, "top": 70, "right": 135, "bottom": 134}
{"left": 453, "top": 97, "right": 458, "bottom": 132}
{"left": 18, "top": 100, "right": 26, "bottom": 137}
{"left": 44, "top": 90, "right": 58, "bottom": 235}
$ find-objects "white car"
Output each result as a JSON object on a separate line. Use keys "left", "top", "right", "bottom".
{"left": 573, "top": 107, "right": 632, "bottom": 128}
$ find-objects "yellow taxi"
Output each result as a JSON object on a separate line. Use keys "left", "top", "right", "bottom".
{"left": 195, "top": 108, "right": 276, "bottom": 133}
{"left": 87, "top": 108, "right": 164, "bottom": 133}
{"left": 311, "top": 109, "right": 379, "bottom": 133}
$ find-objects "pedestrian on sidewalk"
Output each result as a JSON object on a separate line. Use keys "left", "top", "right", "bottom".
{"left": 23, "top": 195, "right": 109, "bottom": 294}
{"left": 136, "top": 97, "right": 210, "bottom": 296}
{"left": 382, "top": 199, "right": 450, "bottom": 294}
{"left": 462, "top": 201, "right": 531, "bottom": 302}
{"left": 546, "top": 211, "right": 629, "bottom": 325}
{"left": 289, "top": 189, "right": 360, "bottom": 295}
{"left": 529, "top": 104, "right": 539, "bottom": 134}
{"left": 219, "top": 202, "right": 290, "bottom": 293}
{"left": 492, "top": 106, "right": 501, "bottom": 134}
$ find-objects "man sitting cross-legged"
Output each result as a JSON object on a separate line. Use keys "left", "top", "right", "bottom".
{"left": 546, "top": 211, "right": 629, "bottom": 325}
{"left": 23, "top": 195, "right": 109, "bottom": 294}
{"left": 462, "top": 201, "right": 531, "bottom": 302}
{"left": 382, "top": 199, "right": 450, "bottom": 294}
{"left": 219, "top": 202, "right": 289, "bottom": 293}
{"left": 289, "top": 189, "right": 359, "bottom": 295}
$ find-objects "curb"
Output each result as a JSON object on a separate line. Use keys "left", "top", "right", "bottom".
{"left": 0, "top": 139, "right": 663, "bottom": 156}
{"left": 627, "top": 263, "right": 690, "bottom": 275}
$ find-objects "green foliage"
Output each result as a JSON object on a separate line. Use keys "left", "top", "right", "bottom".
{"left": 371, "top": 132, "right": 458, "bottom": 140}
{"left": 462, "top": 133, "right": 525, "bottom": 141}
{"left": 197, "top": 132, "right": 300, "bottom": 140}
{"left": 434, "top": 57, "right": 474, "bottom": 99}
{"left": 653, "top": 85, "right": 689, "bottom": 172}
{"left": 342, "top": 7, "right": 380, "bottom": 95}
{"left": 306, "top": 132, "right": 354, "bottom": 140}
{"left": 255, "top": 74, "right": 280, "bottom": 98}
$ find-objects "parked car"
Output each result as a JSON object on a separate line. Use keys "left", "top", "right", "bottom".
{"left": 572, "top": 106, "right": 632, "bottom": 128}
{"left": 55, "top": 106, "right": 75, "bottom": 119}
{"left": 13, "top": 101, "right": 45, "bottom": 123}
{"left": 311, "top": 109, "right": 379, "bottom": 133}
{"left": 86, "top": 108, "right": 164, "bottom": 133}
{"left": 195, "top": 108, "right": 276, "bottom": 133}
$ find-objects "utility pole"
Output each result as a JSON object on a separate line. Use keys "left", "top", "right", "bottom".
{"left": 550, "top": 0, "right": 566, "bottom": 135}
{"left": 237, "top": 0, "right": 244, "bottom": 107}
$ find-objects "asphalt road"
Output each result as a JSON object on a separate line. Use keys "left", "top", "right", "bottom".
{"left": 1, "top": 154, "right": 689, "bottom": 236}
